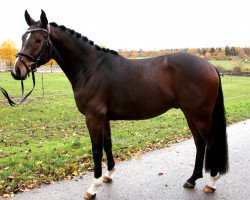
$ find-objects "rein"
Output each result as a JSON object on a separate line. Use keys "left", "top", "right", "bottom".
{"left": 0, "top": 72, "right": 35, "bottom": 106}
{"left": 0, "top": 27, "right": 50, "bottom": 106}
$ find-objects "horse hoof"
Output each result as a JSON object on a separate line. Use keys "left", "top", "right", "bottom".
{"left": 103, "top": 176, "right": 113, "bottom": 183}
{"left": 84, "top": 192, "right": 96, "bottom": 200}
{"left": 183, "top": 181, "right": 195, "bottom": 189}
{"left": 203, "top": 185, "right": 216, "bottom": 193}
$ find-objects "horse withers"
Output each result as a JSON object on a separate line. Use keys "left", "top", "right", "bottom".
{"left": 12, "top": 10, "right": 228, "bottom": 199}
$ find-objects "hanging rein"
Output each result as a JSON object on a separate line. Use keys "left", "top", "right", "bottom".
{"left": 0, "top": 28, "right": 51, "bottom": 106}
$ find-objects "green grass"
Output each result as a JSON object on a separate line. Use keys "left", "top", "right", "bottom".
{"left": 0, "top": 72, "right": 250, "bottom": 196}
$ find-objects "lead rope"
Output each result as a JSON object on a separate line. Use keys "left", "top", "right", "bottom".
{"left": 0, "top": 71, "right": 36, "bottom": 106}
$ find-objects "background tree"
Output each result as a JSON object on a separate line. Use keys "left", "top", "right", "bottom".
{"left": 225, "top": 45, "right": 231, "bottom": 57}
{"left": 44, "top": 59, "right": 57, "bottom": 66}
{"left": 210, "top": 47, "right": 215, "bottom": 55}
{"left": 0, "top": 39, "right": 18, "bottom": 67}
{"left": 230, "top": 46, "right": 239, "bottom": 56}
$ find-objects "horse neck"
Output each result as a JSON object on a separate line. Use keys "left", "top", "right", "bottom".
{"left": 50, "top": 26, "right": 100, "bottom": 88}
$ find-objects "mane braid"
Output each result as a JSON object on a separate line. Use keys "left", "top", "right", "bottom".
{"left": 82, "top": 36, "right": 88, "bottom": 41}
{"left": 69, "top": 29, "right": 75, "bottom": 34}
{"left": 76, "top": 32, "right": 81, "bottom": 38}
{"left": 94, "top": 45, "right": 101, "bottom": 50}
{"left": 49, "top": 22, "right": 118, "bottom": 55}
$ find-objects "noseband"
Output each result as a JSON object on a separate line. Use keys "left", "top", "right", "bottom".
{"left": 0, "top": 27, "right": 51, "bottom": 106}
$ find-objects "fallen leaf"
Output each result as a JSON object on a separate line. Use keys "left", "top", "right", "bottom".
{"left": 3, "top": 193, "right": 14, "bottom": 198}
{"left": 72, "top": 171, "right": 79, "bottom": 176}
{"left": 66, "top": 175, "right": 72, "bottom": 180}
{"left": 114, "top": 157, "right": 121, "bottom": 163}
{"left": 7, "top": 176, "right": 15, "bottom": 181}
{"left": 134, "top": 155, "right": 141, "bottom": 160}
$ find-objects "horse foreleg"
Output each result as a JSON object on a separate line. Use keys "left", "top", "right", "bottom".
{"left": 84, "top": 115, "right": 105, "bottom": 200}
{"left": 103, "top": 120, "right": 115, "bottom": 183}
{"left": 84, "top": 178, "right": 102, "bottom": 200}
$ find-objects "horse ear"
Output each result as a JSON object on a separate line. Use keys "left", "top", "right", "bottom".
{"left": 40, "top": 9, "right": 48, "bottom": 27}
{"left": 25, "top": 10, "right": 35, "bottom": 26}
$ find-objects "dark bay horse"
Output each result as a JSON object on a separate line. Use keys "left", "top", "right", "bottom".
{"left": 12, "top": 10, "right": 228, "bottom": 199}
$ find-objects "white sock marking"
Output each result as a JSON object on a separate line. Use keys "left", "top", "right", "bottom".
{"left": 207, "top": 173, "right": 220, "bottom": 189}
{"left": 87, "top": 178, "right": 102, "bottom": 195}
{"left": 104, "top": 168, "right": 115, "bottom": 179}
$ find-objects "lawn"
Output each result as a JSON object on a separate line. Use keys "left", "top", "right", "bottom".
{"left": 0, "top": 72, "right": 250, "bottom": 197}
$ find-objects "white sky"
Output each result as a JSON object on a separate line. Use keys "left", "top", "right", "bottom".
{"left": 0, "top": 0, "right": 249, "bottom": 50}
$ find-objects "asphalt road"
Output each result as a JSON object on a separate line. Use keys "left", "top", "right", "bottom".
{"left": 9, "top": 120, "right": 250, "bottom": 200}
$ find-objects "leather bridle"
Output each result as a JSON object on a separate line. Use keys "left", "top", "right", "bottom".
{"left": 17, "top": 28, "right": 51, "bottom": 74}
{"left": 0, "top": 27, "right": 51, "bottom": 106}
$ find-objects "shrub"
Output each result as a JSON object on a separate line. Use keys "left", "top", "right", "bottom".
{"left": 244, "top": 66, "right": 250, "bottom": 72}
{"left": 232, "top": 61, "right": 243, "bottom": 72}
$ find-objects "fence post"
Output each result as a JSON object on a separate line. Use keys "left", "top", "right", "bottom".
{"left": 41, "top": 73, "right": 45, "bottom": 98}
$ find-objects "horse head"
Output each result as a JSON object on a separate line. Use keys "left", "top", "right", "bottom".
{"left": 12, "top": 10, "right": 52, "bottom": 80}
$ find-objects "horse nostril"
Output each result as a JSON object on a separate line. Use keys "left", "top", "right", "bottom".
{"left": 15, "top": 68, "right": 21, "bottom": 76}
{"left": 11, "top": 67, "right": 21, "bottom": 79}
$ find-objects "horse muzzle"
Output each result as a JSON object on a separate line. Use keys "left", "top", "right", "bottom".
{"left": 11, "top": 58, "right": 30, "bottom": 80}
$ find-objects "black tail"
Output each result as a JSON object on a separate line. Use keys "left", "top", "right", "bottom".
{"left": 205, "top": 69, "right": 229, "bottom": 174}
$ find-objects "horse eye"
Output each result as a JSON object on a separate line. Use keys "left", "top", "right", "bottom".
{"left": 35, "top": 39, "right": 42, "bottom": 43}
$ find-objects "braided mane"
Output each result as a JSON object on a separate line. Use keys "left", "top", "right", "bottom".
{"left": 49, "top": 22, "right": 118, "bottom": 55}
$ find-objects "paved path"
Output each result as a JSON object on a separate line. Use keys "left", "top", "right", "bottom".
{"left": 10, "top": 120, "right": 250, "bottom": 200}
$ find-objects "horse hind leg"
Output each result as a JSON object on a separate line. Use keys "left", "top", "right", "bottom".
{"left": 202, "top": 139, "right": 222, "bottom": 193}
{"left": 192, "top": 116, "right": 227, "bottom": 193}
{"left": 183, "top": 118, "right": 206, "bottom": 189}
{"left": 203, "top": 73, "right": 228, "bottom": 193}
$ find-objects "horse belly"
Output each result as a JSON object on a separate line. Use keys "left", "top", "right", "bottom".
{"left": 107, "top": 92, "right": 175, "bottom": 120}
